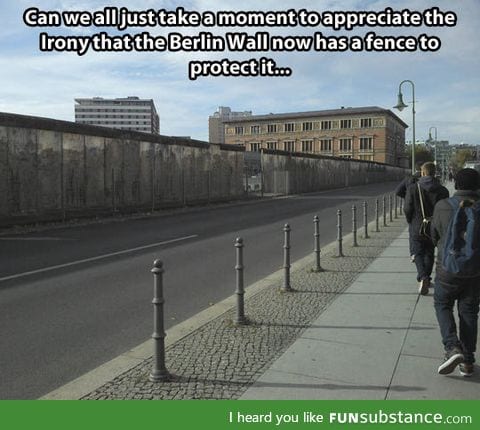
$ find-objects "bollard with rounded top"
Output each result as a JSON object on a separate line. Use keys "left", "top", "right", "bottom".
{"left": 313, "top": 215, "right": 323, "bottom": 272}
{"left": 383, "top": 195, "right": 387, "bottom": 227}
{"left": 389, "top": 194, "right": 393, "bottom": 222}
{"left": 395, "top": 195, "right": 398, "bottom": 219}
{"left": 400, "top": 197, "right": 403, "bottom": 215}
{"left": 149, "top": 260, "right": 170, "bottom": 382}
{"left": 234, "top": 237, "right": 247, "bottom": 325}
{"left": 337, "top": 210, "right": 344, "bottom": 257}
{"left": 281, "top": 224, "right": 292, "bottom": 292}
{"left": 352, "top": 205, "right": 358, "bottom": 247}
{"left": 363, "top": 201, "right": 369, "bottom": 239}
{"left": 375, "top": 199, "right": 380, "bottom": 232}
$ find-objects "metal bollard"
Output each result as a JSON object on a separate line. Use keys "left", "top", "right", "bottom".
{"left": 363, "top": 201, "right": 369, "bottom": 239}
{"left": 352, "top": 205, "right": 358, "bottom": 247}
{"left": 395, "top": 195, "right": 398, "bottom": 219}
{"left": 383, "top": 195, "right": 387, "bottom": 227}
{"left": 400, "top": 198, "right": 403, "bottom": 215}
{"left": 337, "top": 210, "right": 344, "bottom": 257}
{"left": 313, "top": 215, "right": 323, "bottom": 272}
{"left": 281, "top": 224, "right": 292, "bottom": 291}
{"left": 375, "top": 199, "right": 380, "bottom": 232}
{"left": 389, "top": 194, "right": 393, "bottom": 222}
{"left": 234, "top": 238, "right": 247, "bottom": 325}
{"left": 149, "top": 260, "right": 170, "bottom": 382}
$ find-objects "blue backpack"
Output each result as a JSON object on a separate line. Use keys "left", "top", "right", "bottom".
{"left": 442, "top": 197, "right": 480, "bottom": 276}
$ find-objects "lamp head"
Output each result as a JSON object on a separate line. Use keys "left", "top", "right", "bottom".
{"left": 393, "top": 92, "right": 408, "bottom": 111}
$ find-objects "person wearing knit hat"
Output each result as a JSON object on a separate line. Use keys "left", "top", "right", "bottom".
{"left": 431, "top": 168, "right": 480, "bottom": 376}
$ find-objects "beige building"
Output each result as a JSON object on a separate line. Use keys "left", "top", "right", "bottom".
{"left": 223, "top": 106, "right": 407, "bottom": 166}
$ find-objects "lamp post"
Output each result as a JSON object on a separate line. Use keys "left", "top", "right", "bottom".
{"left": 428, "top": 126, "right": 438, "bottom": 167}
{"left": 394, "top": 80, "right": 416, "bottom": 174}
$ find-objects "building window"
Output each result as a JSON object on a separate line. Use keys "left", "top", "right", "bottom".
{"left": 302, "top": 122, "right": 313, "bottom": 131}
{"left": 267, "top": 124, "right": 277, "bottom": 133}
{"left": 339, "top": 138, "right": 352, "bottom": 152}
{"left": 284, "top": 141, "right": 295, "bottom": 152}
{"left": 340, "top": 119, "right": 352, "bottom": 129}
{"left": 321, "top": 120, "right": 332, "bottom": 130}
{"left": 234, "top": 126, "right": 244, "bottom": 135}
{"left": 284, "top": 123, "right": 295, "bottom": 132}
{"left": 361, "top": 118, "right": 372, "bottom": 128}
{"left": 320, "top": 139, "right": 332, "bottom": 152}
{"left": 250, "top": 125, "right": 260, "bottom": 134}
{"left": 301, "top": 139, "right": 313, "bottom": 153}
{"left": 266, "top": 141, "right": 277, "bottom": 150}
{"left": 250, "top": 142, "right": 261, "bottom": 152}
{"left": 360, "top": 137, "right": 373, "bottom": 151}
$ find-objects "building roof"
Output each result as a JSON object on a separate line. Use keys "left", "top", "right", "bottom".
{"left": 222, "top": 106, "right": 408, "bottom": 128}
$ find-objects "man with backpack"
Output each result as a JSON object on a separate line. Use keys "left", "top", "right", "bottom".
{"left": 404, "top": 162, "right": 449, "bottom": 295}
{"left": 431, "top": 168, "right": 480, "bottom": 376}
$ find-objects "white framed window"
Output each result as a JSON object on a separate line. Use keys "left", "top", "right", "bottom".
{"left": 361, "top": 118, "right": 372, "bottom": 128}
{"left": 340, "top": 119, "right": 352, "bottom": 129}
{"left": 339, "top": 138, "right": 352, "bottom": 151}
{"left": 250, "top": 125, "right": 260, "bottom": 134}
{"left": 360, "top": 137, "right": 373, "bottom": 151}
{"left": 266, "top": 141, "right": 277, "bottom": 150}
{"left": 284, "top": 123, "right": 295, "bottom": 132}
{"left": 234, "top": 126, "right": 244, "bottom": 135}
{"left": 320, "top": 139, "right": 332, "bottom": 152}
{"left": 321, "top": 120, "right": 332, "bottom": 130}
{"left": 301, "top": 139, "right": 314, "bottom": 152}
{"left": 267, "top": 124, "right": 277, "bottom": 133}
{"left": 302, "top": 122, "right": 313, "bottom": 131}
{"left": 284, "top": 140, "right": 295, "bottom": 152}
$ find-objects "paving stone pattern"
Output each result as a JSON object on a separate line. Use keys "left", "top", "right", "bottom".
{"left": 83, "top": 220, "right": 406, "bottom": 400}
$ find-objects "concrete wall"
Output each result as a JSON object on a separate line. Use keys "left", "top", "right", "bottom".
{"left": 0, "top": 112, "right": 406, "bottom": 226}
{"left": 0, "top": 112, "right": 244, "bottom": 224}
{"left": 261, "top": 149, "right": 406, "bottom": 195}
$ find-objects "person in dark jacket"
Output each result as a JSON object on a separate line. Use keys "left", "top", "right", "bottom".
{"left": 395, "top": 169, "right": 421, "bottom": 261}
{"left": 404, "top": 162, "right": 449, "bottom": 295}
{"left": 395, "top": 169, "right": 421, "bottom": 199}
{"left": 431, "top": 168, "right": 480, "bottom": 376}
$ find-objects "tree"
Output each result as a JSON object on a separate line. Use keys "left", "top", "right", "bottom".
{"left": 450, "top": 148, "right": 474, "bottom": 172}
{"left": 403, "top": 144, "right": 434, "bottom": 169}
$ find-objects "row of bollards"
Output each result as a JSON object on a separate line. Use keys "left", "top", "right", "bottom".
{"left": 149, "top": 193, "right": 403, "bottom": 382}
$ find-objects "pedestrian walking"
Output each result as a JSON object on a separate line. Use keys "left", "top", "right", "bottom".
{"left": 395, "top": 166, "right": 421, "bottom": 262}
{"left": 404, "top": 162, "right": 449, "bottom": 294}
{"left": 431, "top": 168, "right": 480, "bottom": 376}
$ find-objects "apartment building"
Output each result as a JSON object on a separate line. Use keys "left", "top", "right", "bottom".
{"left": 208, "top": 106, "right": 252, "bottom": 144}
{"left": 75, "top": 96, "right": 160, "bottom": 134}
{"left": 223, "top": 106, "right": 407, "bottom": 166}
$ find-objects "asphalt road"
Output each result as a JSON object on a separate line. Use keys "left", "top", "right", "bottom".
{"left": 0, "top": 182, "right": 399, "bottom": 399}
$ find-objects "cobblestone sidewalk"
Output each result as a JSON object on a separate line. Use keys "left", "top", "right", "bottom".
{"left": 83, "top": 219, "right": 406, "bottom": 400}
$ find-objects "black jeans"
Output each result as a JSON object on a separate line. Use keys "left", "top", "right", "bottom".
{"left": 434, "top": 266, "right": 480, "bottom": 363}
{"left": 411, "top": 236, "right": 435, "bottom": 282}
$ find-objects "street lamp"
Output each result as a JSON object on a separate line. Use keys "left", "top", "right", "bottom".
{"left": 394, "top": 80, "right": 416, "bottom": 174}
{"left": 428, "top": 126, "right": 438, "bottom": 167}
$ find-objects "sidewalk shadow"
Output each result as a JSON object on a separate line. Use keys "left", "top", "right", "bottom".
{"left": 247, "top": 380, "right": 426, "bottom": 393}
{"left": 255, "top": 322, "right": 436, "bottom": 331}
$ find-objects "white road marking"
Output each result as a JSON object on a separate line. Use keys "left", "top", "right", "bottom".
{"left": 0, "top": 234, "right": 198, "bottom": 282}
{"left": 0, "top": 237, "right": 74, "bottom": 241}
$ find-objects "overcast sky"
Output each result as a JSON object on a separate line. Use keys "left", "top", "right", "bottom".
{"left": 1, "top": 0, "right": 479, "bottom": 145}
